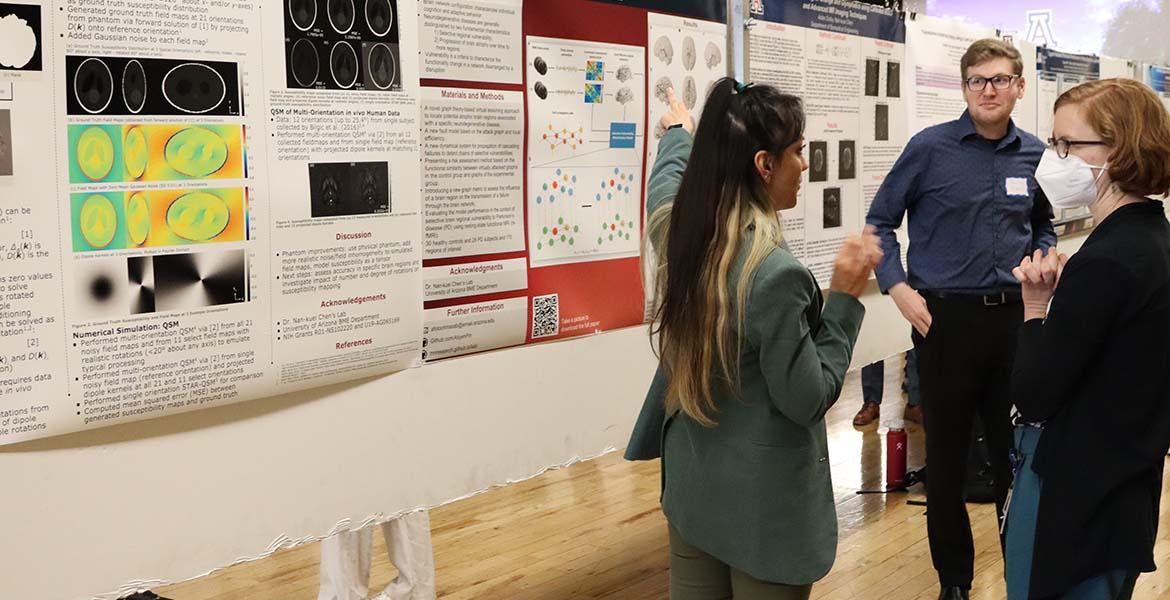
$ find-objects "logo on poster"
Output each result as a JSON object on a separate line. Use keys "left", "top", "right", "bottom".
{"left": 1025, "top": 10, "right": 1057, "bottom": 48}
{"left": 749, "top": 0, "right": 764, "bottom": 16}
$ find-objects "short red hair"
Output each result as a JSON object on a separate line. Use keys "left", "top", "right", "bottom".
{"left": 1055, "top": 78, "right": 1170, "bottom": 198}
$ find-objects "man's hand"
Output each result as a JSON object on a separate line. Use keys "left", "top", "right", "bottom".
{"left": 890, "top": 282, "right": 932, "bottom": 337}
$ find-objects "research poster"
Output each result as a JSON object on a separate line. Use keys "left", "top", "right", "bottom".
{"left": 1034, "top": 47, "right": 1100, "bottom": 232}
{"left": 905, "top": 14, "right": 995, "bottom": 136}
{"left": 420, "top": 0, "right": 725, "bottom": 360}
{"left": 746, "top": 0, "right": 907, "bottom": 282}
{"left": 642, "top": 12, "right": 726, "bottom": 318}
{"left": 0, "top": 0, "right": 423, "bottom": 444}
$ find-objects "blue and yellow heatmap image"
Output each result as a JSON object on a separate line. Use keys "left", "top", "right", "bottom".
{"left": 70, "top": 188, "right": 248, "bottom": 252}
{"left": 67, "top": 124, "right": 246, "bottom": 184}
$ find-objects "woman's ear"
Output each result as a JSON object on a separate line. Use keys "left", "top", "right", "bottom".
{"left": 754, "top": 150, "right": 773, "bottom": 184}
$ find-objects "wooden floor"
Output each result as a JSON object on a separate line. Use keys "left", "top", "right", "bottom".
{"left": 158, "top": 372, "right": 1170, "bottom": 599}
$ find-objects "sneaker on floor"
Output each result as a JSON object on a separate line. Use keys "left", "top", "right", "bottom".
{"left": 852, "top": 402, "right": 880, "bottom": 427}
{"left": 904, "top": 404, "right": 923, "bottom": 425}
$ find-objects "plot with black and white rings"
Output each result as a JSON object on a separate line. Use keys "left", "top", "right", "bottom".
{"left": 284, "top": 0, "right": 401, "bottom": 91}
{"left": 0, "top": 2, "right": 41, "bottom": 73}
{"left": 65, "top": 55, "right": 241, "bottom": 116}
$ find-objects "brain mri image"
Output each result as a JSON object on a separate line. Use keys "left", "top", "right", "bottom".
{"left": 123, "top": 126, "right": 148, "bottom": 179}
{"left": 167, "top": 191, "right": 231, "bottom": 242}
{"left": 654, "top": 77, "right": 673, "bottom": 105}
{"left": 887, "top": 61, "right": 901, "bottom": 98}
{"left": 823, "top": 188, "right": 842, "bottom": 229}
{"left": 310, "top": 161, "right": 390, "bottom": 217}
{"left": 534, "top": 56, "right": 548, "bottom": 75}
{"left": 682, "top": 76, "right": 697, "bottom": 110}
{"left": 534, "top": 81, "right": 548, "bottom": 100}
{"left": 68, "top": 55, "right": 240, "bottom": 116}
{"left": 705, "top": 42, "right": 722, "bottom": 69}
{"left": 290, "top": 38, "right": 320, "bottom": 87}
{"left": 363, "top": 42, "right": 399, "bottom": 90}
{"left": 682, "top": 36, "right": 697, "bottom": 71}
{"left": 616, "top": 87, "right": 634, "bottom": 105}
{"left": 865, "top": 59, "right": 880, "bottom": 97}
{"left": 653, "top": 36, "right": 674, "bottom": 65}
{"left": 330, "top": 41, "right": 359, "bottom": 88}
{"left": 163, "top": 63, "right": 227, "bottom": 114}
{"left": 364, "top": 0, "right": 393, "bottom": 36}
{"left": 808, "top": 141, "right": 828, "bottom": 183}
{"left": 289, "top": 0, "right": 317, "bottom": 30}
{"left": 121, "top": 59, "right": 146, "bottom": 113}
{"left": 616, "top": 65, "right": 632, "bottom": 82}
{"left": 76, "top": 126, "right": 115, "bottom": 181}
{"left": 875, "top": 104, "right": 889, "bottom": 141}
{"left": 284, "top": 0, "right": 400, "bottom": 91}
{"left": 75, "top": 57, "right": 114, "bottom": 114}
{"left": 838, "top": 140, "right": 856, "bottom": 180}
{"left": 79, "top": 194, "right": 118, "bottom": 249}
{"left": 327, "top": 0, "right": 355, "bottom": 33}
{"left": 165, "top": 127, "right": 230, "bottom": 178}
{"left": 125, "top": 192, "right": 150, "bottom": 246}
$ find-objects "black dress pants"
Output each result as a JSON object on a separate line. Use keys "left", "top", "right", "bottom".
{"left": 912, "top": 294, "right": 1020, "bottom": 589}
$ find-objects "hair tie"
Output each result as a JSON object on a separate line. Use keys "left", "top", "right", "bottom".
{"left": 734, "top": 80, "right": 755, "bottom": 94}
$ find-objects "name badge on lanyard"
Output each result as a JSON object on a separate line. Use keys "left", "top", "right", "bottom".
{"left": 1006, "top": 177, "right": 1029, "bottom": 197}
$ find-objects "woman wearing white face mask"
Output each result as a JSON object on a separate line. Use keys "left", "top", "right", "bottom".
{"left": 1004, "top": 78, "right": 1170, "bottom": 600}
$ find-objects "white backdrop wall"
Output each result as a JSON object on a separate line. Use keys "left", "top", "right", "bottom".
{"left": 1, "top": 232, "right": 1095, "bottom": 599}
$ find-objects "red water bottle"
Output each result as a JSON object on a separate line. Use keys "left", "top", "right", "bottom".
{"left": 886, "top": 428, "right": 908, "bottom": 490}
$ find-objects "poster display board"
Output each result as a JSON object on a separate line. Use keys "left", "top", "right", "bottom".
{"left": 418, "top": 0, "right": 724, "bottom": 359}
{"left": 746, "top": 0, "right": 907, "bottom": 282}
{"left": 0, "top": 0, "right": 423, "bottom": 445}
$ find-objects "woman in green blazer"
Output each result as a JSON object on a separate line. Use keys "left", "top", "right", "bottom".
{"left": 629, "top": 80, "right": 881, "bottom": 599}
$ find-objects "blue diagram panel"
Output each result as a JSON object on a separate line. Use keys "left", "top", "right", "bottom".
{"left": 609, "top": 123, "right": 636, "bottom": 148}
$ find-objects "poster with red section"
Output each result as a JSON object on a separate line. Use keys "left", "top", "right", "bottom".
{"left": 420, "top": 0, "right": 724, "bottom": 360}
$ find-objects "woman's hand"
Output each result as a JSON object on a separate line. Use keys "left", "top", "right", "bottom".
{"left": 660, "top": 87, "right": 694, "bottom": 133}
{"left": 1012, "top": 248, "right": 1068, "bottom": 320}
{"left": 830, "top": 226, "right": 883, "bottom": 298}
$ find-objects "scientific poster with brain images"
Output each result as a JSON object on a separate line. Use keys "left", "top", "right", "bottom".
{"left": 746, "top": 0, "right": 907, "bottom": 283}
{"left": 0, "top": 0, "right": 423, "bottom": 445}
{"left": 417, "top": 0, "right": 726, "bottom": 361}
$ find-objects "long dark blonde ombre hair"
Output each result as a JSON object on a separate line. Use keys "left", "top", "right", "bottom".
{"left": 650, "top": 79, "right": 805, "bottom": 427}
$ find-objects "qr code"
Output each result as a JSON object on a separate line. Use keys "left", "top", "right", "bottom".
{"left": 532, "top": 293, "right": 560, "bottom": 339}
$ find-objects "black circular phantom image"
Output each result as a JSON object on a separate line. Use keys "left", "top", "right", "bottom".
{"left": 75, "top": 58, "right": 114, "bottom": 114}
{"left": 534, "top": 81, "right": 548, "bottom": 100}
{"left": 534, "top": 56, "right": 548, "bottom": 75}
{"left": 328, "top": 0, "right": 356, "bottom": 34}
{"left": 289, "top": 0, "right": 317, "bottom": 31}
{"left": 365, "top": 0, "right": 393, "bottom": 37}
{"left": 367, "top": 43, "right": 397, "bottom": 90}
{"left": 330, "top": 41, "right": 359, "bottom": 89}
{"left": 163, "top": 63, "right": 227, "bottom": 114}
{"left": 122, "top": 59, "right": 147, "bottom": 114}
{"left": 91, "top": 275, "right": 114, "bottom": 302}
{"left": 291, "top": 39, "right": 320, "bottom": 87}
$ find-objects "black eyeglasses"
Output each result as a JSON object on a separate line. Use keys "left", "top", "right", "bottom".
{"left": 964, "top": 74, "right": 1020, "bottom": 92}
{"left": 1047, "top": 137, "right": 1107, "bottom": 159}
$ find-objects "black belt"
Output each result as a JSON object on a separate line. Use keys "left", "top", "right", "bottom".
{"left": 919, "top": 289, "right": 1022, "bottom": 306}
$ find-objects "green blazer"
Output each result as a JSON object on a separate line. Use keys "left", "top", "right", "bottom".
{"left": 626, "top": 127, "right": 865, "bottom": 585}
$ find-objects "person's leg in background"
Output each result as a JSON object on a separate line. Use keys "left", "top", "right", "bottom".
{"left": 854, "top": 360, "right": 884, "bottom": 426}
{"left": 978, "top": 305, "right": 1021, "bottom": 553}
{"left": 669, "top": 524, "right": 732, "bottom": 600}
{"left": 915, "top": 299, "right": 984, "bottom": 596}
{"left": 903, "top": 348, "right": 923, "bottom": 424}
{"left": 319, "top": 511, "right": 436, "bottom": 600}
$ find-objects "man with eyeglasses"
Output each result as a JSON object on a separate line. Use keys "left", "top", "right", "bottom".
{"left": 867, "top": 39, "right": 1056, "bottom": 600}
